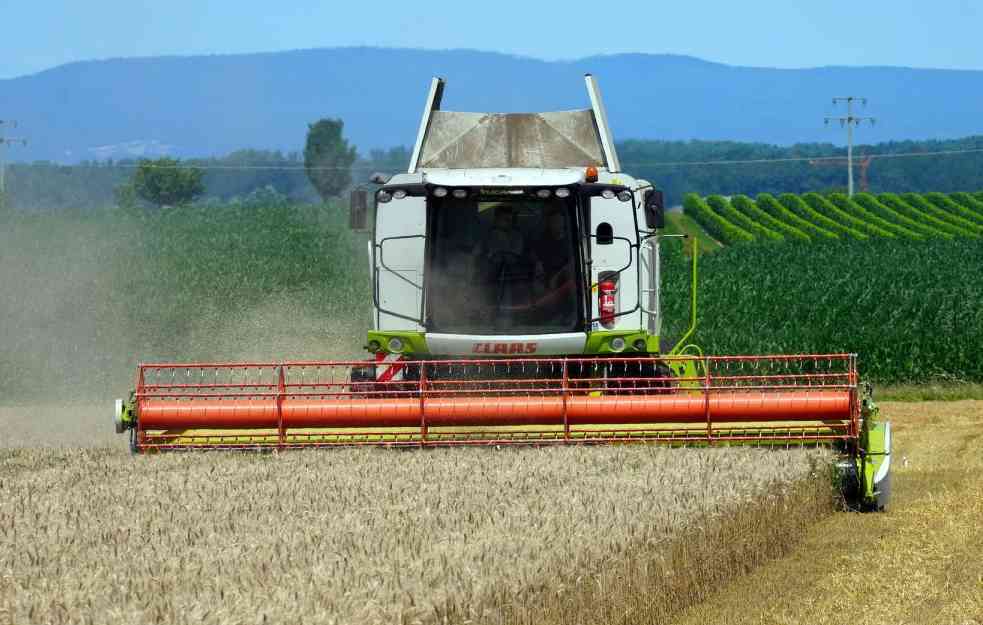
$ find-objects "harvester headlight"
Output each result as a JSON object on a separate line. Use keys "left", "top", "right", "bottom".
{"left": 432, "top": 187, "right": 448, "bottom": 198}
{"left": 392, "top": 189, "right": 408, "bottom": 200}
{"left": 610, "top": 337, "right": 626, "bottom": 352}
{"left": 617, "top": 190, "right": 632, "bottom": 202}
{"left": 368, "top": 340, "right": 381, "bottom": 352}
{"left": 601, "top": 189, "right": 616, "bottom": 199}
{"left": 535, "top": 189, "right": 552, "bottom": 199}
{"left": 633, "top": 338, "right": 647, "bottom": 352}
{"left": 452, "top": 188, "right": 468, "bottom": 199}
{"left": 377, "top": 190, "right": 393, "bottom": 203}
{"left": 555, "top": 187, "right": 571, "bottom": 198}
{"left": 387, "top": 337, "right": 405, "bottom": 353}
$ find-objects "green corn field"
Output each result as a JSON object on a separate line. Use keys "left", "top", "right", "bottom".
{"left": 668, "top": 191, "right": 983, "bottom": 384}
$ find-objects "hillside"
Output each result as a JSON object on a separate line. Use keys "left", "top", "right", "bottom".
{"left": 2, "top": 47, "right": 983, "bottom": 161}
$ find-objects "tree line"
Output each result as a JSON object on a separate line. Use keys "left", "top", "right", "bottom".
{"left": 2, "top": 124, "right": 981, "bottom": 211}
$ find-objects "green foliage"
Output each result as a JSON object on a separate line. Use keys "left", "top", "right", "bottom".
{"left": 950, "top": 192, "right": 983, "bottom": 221}
{"left": 194, "top": 149, "right": 318, "bottom": 202}
{"left": 706, "top": 195, "right": 783, "bottom": 242}
{"left": 877, "top": 193, "right": 978, "bottom": 239}
{"left": 682, "top": 193, "right": 754, "bottom": 245}
{"left": 828, "top": 193, "right": 923, "bottom": 239}
{"left": 757, "top": 194, "right": 838, "bottom": 241}
{"left": 774, "top": 194, "right": 849, "bottom": 240}
{"left": 660, "top": 238, "right": 983, "bottom": 384}
{"left": 132, "top": 158, "right": 205, "bottom": 208}
{"left": 731, "top": 195, "right": 810, "bottom": 242}
{"left": 802, "top": 193, "right": 893, "bottom": 238}
{"left": 924, "top": 192, "right": 983, "bottom": 227}
{"left": 113, "top": 182, "right": 138, "bottom": 211}
{"left": 304, "top": 119, "right": 357, "bottom": 201}
{"left": 852, "top": 193, "right": 949, "bottom": 239}
{"left": 902, "top": 193, "right": 983, "bottom": 235}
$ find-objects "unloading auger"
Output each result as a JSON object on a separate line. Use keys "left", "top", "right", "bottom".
{"left": 113, "top": 75, "right": 890, "bottom": 511}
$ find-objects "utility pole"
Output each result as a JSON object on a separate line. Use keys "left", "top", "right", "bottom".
{"left": 825, "top": 97, "right": 875, "bottom": 197}
{"left": 0, "top": 120, "right": 28, "bottom": 205}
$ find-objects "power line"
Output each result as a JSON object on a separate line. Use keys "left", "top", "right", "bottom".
{"left": 46, "top": 146, "right": 983, "bottom": 171}
{"left": 623, "top": 147, "right": 983, "bottom": 168}
{"left": 825, "top": 96, "right": 876, "bottom": 197}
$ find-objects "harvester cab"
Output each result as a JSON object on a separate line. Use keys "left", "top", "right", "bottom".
{"left": 362, "top": 75, "right": 666, "bottom": 360}
{"left": 114, "top": 75, "right": 890, "bottom": 512}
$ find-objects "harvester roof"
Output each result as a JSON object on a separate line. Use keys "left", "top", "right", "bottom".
{"left": 408, "top": 75, "right": 622, "bottom": 173}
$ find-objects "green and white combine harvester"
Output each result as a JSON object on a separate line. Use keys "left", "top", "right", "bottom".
{"left": 114, "top": 75, "right": 890, "bottom": 511}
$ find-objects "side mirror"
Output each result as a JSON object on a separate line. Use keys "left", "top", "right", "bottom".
{"left": 349, "top": 188, "right": 370, "bottom": 231}
{"left": 595, "top": 222, "right": 614, "bottom": 245}
{"left": 643, "top": 189, "right": 665, "bottom": 229}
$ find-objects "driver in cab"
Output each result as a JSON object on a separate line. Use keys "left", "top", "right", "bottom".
{"left": 473, "top": 204, "right": 525, "bottom": 278}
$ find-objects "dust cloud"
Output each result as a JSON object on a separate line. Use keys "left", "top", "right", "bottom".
{"left": 0, "top": 211, "right": 368, "bottom": 446}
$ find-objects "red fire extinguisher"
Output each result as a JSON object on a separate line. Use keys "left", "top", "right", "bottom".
{"left": 598, "top": 279, "right": 617, "bottom": 328}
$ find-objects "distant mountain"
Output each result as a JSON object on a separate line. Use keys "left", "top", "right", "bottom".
{"left": 2, "top": 47, "right": 982, "bottom": 162}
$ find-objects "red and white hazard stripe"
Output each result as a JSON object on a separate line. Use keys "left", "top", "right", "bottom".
{"left": 375, "top": 352, "right": 406, "bottom": 382}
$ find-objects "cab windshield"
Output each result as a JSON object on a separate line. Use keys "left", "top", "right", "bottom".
{"left": 427, "top": 194, "right": 582, "bottom": 334}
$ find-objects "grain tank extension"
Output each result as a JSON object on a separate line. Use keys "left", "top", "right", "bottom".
{"left": 114, "top": 75, "right": 890, "bottom": 511}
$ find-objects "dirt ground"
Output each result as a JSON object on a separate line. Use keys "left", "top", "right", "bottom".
{"left": 676, "top": 399, "right": 983, "bottom": 625}
{"left": 0, "top": 403, "right": 116, "bottom": 448}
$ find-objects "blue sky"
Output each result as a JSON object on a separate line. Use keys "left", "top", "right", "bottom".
{"left": 2, "top": 0, "right": 981, "bottom": 79}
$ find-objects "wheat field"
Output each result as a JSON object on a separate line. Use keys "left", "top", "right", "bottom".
{"left": 0, "top": 436, "right": 830, "bottom": 625}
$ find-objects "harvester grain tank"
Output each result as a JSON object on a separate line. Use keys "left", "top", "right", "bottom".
{"left": 114, "top": 75, "right": 891, "bottom": 511}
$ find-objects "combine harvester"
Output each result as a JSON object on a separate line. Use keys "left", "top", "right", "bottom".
{"left": 113, "top": 76, "right": 890, "bottom": 510}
